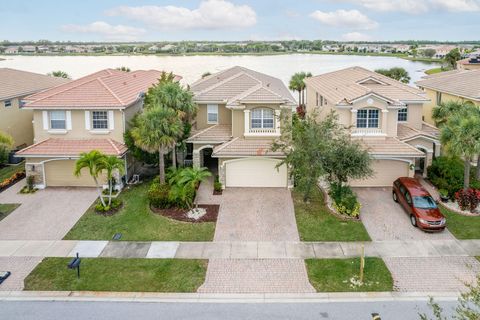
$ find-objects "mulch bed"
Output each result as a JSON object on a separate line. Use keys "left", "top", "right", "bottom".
{"left": 0, "top": 171, "right": 26, "bottom": 193}
{"left": 94, "top": 201, "right": 124, "bottom": 216}
{"left": 213, "top": 190, "right": 222, "bottom": 195}
{"left": 151, "top": 204, "right": 219, "bottom": 223}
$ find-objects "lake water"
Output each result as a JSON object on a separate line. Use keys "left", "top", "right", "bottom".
{"left": 0, "top": 54, "right": 438, "bottom": 86}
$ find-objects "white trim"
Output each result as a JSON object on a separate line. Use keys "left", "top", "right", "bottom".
{"left": 66, "top": 111, "right": 72, "bottom": 130}
{"left": 89, "top": 130, "right": 110, "bottom": 135}
{"left": 196, "top": 145, "right": 215, "bottom": 152}
{"left": 401, "top": 135, "right": 440, "bottom": 145}
{"left": 42, "top": 111, "right": 48, "bottom": 130}
{"left": 47, "top": 129, "right": 67, "bottom": 135}
{"left": 414, "top": 144, "right": 433, "bottom": 153}
{"left": 350, "top": 92, "right": 396, "bottom": 104}
{"left": 108, "top": 110, "right": 114, "bottom": 130}
{"left": 84, "top": 111, "right": 90, "bottom": 130}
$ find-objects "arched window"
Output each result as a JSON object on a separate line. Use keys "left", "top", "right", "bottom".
{"left": 357, "top": 108, "right": 379, "bottom": 128}
{"left": 251, "top": 108, "right": 274, "bottom": 129}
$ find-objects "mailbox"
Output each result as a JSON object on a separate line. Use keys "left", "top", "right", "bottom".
{"left": 67, "top": 253, "right": 81, "bottom": 279}
{"left": 0, "top": 271, "right": 11, "bottom": 285}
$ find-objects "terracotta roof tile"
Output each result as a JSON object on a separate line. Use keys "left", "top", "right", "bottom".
{"left": 397, "top": 123, "right": 439, "bottom": 141}
{"left": 416, "top": 69, "right": 480, "bottom": 101}
{"left": 213, "top": 138, "right": 284, "bottom": 157}
{"left": 187, "top": 125, "right": 232, "bottom": 143}
{"left": 16, "top": 138, "right": 127, "bottom": 157}
{"left": 356, "top": 137, "right": 424, "bottom": 157}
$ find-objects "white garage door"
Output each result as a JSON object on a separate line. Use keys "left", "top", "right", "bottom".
{"left": 225, "top": 158, "right": 287, "bottom": 188}
{"left": 350, "top": 159, "right": 410, "bottom": 187}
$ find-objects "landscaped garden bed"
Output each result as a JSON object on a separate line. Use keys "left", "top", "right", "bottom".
{"left": 24, "top": 258, "right": 207, "bottom": 292}
{"left": 306, "top": 258, "right": 393, "bottom": 292}
{"left": 151, "top": 204, "right": 219, "bottom": 223}
{"left": 0, "top": 166, "right": 25, "bottom": 193}
{"left": 293, "top": 187, "right": 371, "bottom": 242}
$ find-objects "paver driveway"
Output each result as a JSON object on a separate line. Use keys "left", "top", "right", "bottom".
{"left": 199, "top": 188, "right": 314, "bottom": 293}
{"left": 0, "top": 180, "right": 98, "bottom": 240}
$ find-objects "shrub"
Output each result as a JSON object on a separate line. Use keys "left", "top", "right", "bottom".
{"left": 214, "top": 181, "right": 222, "bottom": 192}
{"left": 455, "top": 188, "right": 480, "bottom": 212}
{"left": 148, "top": 182, "right": 171, "bottom": 209}
{"left": 26, "top": 175, "right": 35, "bottom": 190}
{"left": 329, "top": 182, "right": 361, "bottom": 217}
{"left": 427, "top": 156, "right": 467, "bottom": 199}
{"left": 168, "top": 184, "right": 195, "bottom": 209}
{"left": 95, "top": 198, "right": 122, "bottom": 213}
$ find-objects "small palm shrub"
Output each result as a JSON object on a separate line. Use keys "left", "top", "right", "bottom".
{"left": 214, "top": 175, "right": 222, "bottom": 192}
{"left": 329, "top": 182, "right": 361, "bottom": 218}
{"left": 148, "top": 181, "right": 171, "bottom": 209}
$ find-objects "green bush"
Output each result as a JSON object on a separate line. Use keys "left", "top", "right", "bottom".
{"left": 148, "top": 182, "right": 171, "bottom": 209}
{"left": 329, "top": 183, "right": 361, "bottom": 217}
{"left": 214, "top": 181, "right": 222, "bottom": 192}
{"left": 95, "top": 199, "right": 122, "bottom": 213}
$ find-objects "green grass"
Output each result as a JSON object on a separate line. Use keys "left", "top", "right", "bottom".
{"left": 293, "top": 188, "right": 371, "bottom": 242}
{"left": 64, "top": 182, "right": 215, "bottom": 241}
{"left": 425, "top": 67, "right": 445, "bottom": 75}
{"left": 0, "top": 162, "right": 25, "bottom": 181}
{"left": 24, "top": 258, "right": 207, "bottom": 292}
{"left": 441, "top": 207, "right": 480, "bottom": 240}
{"left": 0, "top": 203, "right": 20, "bottom": 221}
{"left": 306, "top": 258, "right": 393, "bottom": 292}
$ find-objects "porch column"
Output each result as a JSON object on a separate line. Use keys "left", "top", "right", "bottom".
{"left": 244, "top": 109, "right": 250, "bottom": 135}
{"left": 275, "top": 109, "right": 281, "bottom": 134}
{"left": 381, "top": 109, "right": 388, "bottom": 134}
{"left": 424, "top": 151, "right": 433, "bottom": 177}
{"left": 192, "top": 150, "right": 200, "bottom": 168}
{"left": 350, "top": 109, "right": 357, "bottom": 128}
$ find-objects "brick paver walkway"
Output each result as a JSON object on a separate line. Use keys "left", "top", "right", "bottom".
{"left": 0, "top": 257, "right": 42, "bottom": 291}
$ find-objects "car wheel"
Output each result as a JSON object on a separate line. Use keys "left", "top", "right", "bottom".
{"left": 410, "top": 215, "right": 417, "bottom": 227}
{"left": 392, "top": 192, "right": 398, "bottom": 202}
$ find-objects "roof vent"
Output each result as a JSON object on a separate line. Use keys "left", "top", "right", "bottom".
{"left": 123, "top": 81, "right": 127, "bottom": 85}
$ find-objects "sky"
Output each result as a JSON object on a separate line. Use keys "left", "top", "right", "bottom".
{"left": 1, "top": 0, "right": 479, "bottom": 42}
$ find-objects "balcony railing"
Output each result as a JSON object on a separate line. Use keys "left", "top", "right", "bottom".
{"left": 249, "top": 127, "right": 277, "bottom": 134}
{"left": 351, "top": 128, "right": 385, "bottom": 136}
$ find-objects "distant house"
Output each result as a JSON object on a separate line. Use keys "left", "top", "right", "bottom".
{"left": 148, "top": 45, "right": 160, "bottom": 52}
{"left": 433, "top": 45, "right": 457, "bottom": 59}
{"left": 22, "top": 45, "right": 36, "bottom": 53}
{"left": 0, "top": 68, "right": 69, "bottom": 149}
{"left": 5, "top": 46, "right": 19, "bottom": 54}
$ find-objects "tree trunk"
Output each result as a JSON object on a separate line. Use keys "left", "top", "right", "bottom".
{"left": 476, "top": 156, "right": 480, "bottom": 180}
{"left": 298, "top": 91, "right": 301, "bottom": 107}
{"left": 159, "top": 148, "right": 166, "bottom": 184}
{"left": 464, "top": 158, "right": 471, "bottom": 191}
{"left": 93, "top": 176, "right": 107, "bottom": 207}
{"left": 108, "top": 176, "right": 113, "bottom": 207}
{"left": 302, "top": 89, "right": 305, "bottom": 106}
{"left": 172, "top": 145, "right": 177, "bottom": 169}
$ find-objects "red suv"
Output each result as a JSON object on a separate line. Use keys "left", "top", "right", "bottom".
{"left": 392, "top": 177, "right": 446, "bottom": 231}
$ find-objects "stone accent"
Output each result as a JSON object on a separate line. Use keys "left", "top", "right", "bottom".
{"left": 25, "top": 162, "right": 44, "bottom": 186}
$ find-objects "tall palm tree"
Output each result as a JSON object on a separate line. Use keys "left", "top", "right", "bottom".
{"left": 74, "top": 150, "right": 107, "bottom": 207}
{"left": 289, "top": 72, "right": 312, "bottom": 106}
{"left": 98, "top": 156, "right": 125, "bottom": 206}
{"left": 48, "top": 70, "right": 70, "bottom": 79}
{"left": 131, "top": 106, "right": 183, "bottom": 184}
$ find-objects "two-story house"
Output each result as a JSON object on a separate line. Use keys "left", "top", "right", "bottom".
{"left": 416, "top": 69, "right": 480, "bottom": 125}
{"left": 305, "top": 66, "right": 441, "bottom": 187}
{"left": 0, "top": 68, "right": 69, "bottom": 149}
{"left": 187, "top": 66, "right": 296, "bottom": 188}
{"left": 16, "top": 69, "right": 180, "bottom": 189}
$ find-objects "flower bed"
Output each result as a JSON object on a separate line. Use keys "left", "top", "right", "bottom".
{"left": 318, "top": 180, "right": 360, "bottom": 221}
{"left": 0, "top": 171, "right": 26, "bottom": 193}
{"left": 151, "top": 204, "right": 219, "bottom": 223}
{"left": 438, "top": 200, "right": 479, "bottom": 217}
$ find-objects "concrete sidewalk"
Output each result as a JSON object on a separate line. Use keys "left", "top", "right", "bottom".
{"left": 0, "top": 239, "right": 479, "bottom": 259}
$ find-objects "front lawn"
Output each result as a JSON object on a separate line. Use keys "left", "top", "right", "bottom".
{"left": 306, "top": 258, "right": 393, "bottom": 292}
{"left": 64, "top": 182, "right": 215, "bottom": 241}
{"left": 0, "top": 162, "right": 24, "bottom": 181}
{"left": 441, "top": 207, "right": 480, "bottom": 240}
{"left": 24, "top": 258, "right": 207, "bottom": 292}
{"left": 293, "top": 188, "right": 371, "bottom": 241}
{"left": 0, "top": 203, "right": 20, "bottom": 221}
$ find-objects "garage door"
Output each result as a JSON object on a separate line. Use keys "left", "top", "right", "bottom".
{"left": 45, "top": 160, "right": 98, "bottom": 187}
{"left": 350, "top": 159, "right": 409, "bottom": 187}
{"left": 225, "top": 158, "right": 287, "bottom": 188}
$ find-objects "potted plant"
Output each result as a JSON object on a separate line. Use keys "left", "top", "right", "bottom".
{"left": 438, "top": 189, "right": 449, "bottom": 202}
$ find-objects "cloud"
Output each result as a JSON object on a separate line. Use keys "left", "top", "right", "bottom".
{"left": 61, "top": 21, "right": 145, "bottom": 40}
{"left": 341, "top": 32, "right": 373, "bottom": 41}
{"left": 106, "top": 0, "right": 257, "bottom": 30}
{"left": 310, "top": 9, "right": 378, "bottom": 30}
{"left": 342, "top": 0, "right": 479, "bottom": 13}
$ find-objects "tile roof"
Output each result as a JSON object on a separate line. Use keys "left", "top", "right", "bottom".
{"left": 0, "top": 68, "right": 70, "bottom": 100}
{"left": 356, "top": 137, "right": 425, "bottom": 157}
{"left": 187, "top": 125, "right": 232, "bottom": 143}
{"left": 305, "top": 66, "right": 428, "bottom": 106}
{"left": 16, "top": 138, "right": 127, "bottom": 157}
{"left": 416, "top": 69, "right": 480, "bottom": 101}
{"left": 23, "top": 69, "right": 182, "bottom": 109}
{"left": 213, "top": 137, "right": 284, "bottom": 157}
{"left": 397, "top": 123, "right": 440, "bottom": 141}
{"left": 191, "top": 66, "right": 295, "bottom": 107}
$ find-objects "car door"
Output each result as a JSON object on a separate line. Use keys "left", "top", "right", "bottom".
{"left": 398, "top": 184, "right": 408, "bottom": 212}
{"left": 403, "top": 191, "right": 414, "bottom": 215}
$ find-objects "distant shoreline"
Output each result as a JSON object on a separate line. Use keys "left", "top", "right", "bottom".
{"left": 0, "top": 51, "right": 441, "bottom": 63}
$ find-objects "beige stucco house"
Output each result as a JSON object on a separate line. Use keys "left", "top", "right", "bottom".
{"left": 0, "top": 68, "right": 69, "bottom": 149}
{"left": 16, "top": 69, "right": 180, "bottom": 189}
{"left": 187, "top": 66, "right": 296, "bottom": 188}
{"left": 416, "top": 69, "right": 480, "bottom": 125}
{"left": 305, "top": 66, "right": 441, "bottom": 187}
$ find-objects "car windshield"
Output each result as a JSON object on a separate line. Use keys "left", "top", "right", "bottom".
{"left": 413, "top": 196, "right": 437, "bottom": 209}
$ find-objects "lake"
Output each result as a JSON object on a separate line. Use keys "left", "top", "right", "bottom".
{"left": 0, "top": 54, "right": 438, "bottom": 86}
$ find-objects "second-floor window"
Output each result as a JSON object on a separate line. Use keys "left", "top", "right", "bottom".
{"left": 398, "top": 107, "right": 408, "bottom": 122}
{"left": 357, "top": 109, "right": 379, "bottom": 128}
{"left": 50, "top": 111, "right": 66, "bottom": 129}
{"left": 207, "top": 104, "right": 218, "bottom": 124}
{"left": 92, "top": 111, "right": 108, "bottom": 129}
{"left": 4, "top": 100, "right": 12, "bottom": 108}
{"left": 251, "top": 108, "right": 274, "bottom": 129}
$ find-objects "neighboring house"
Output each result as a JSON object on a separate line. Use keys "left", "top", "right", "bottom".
{"left": 416, "top": 69, "right": 480, "bottom": 125}
{"left": 16, "top": 69, "right": 181, "bottom": 189}
{"left": 305, "top": 66, "right": 440, "bottom": 187}
{"left": 0, "top": 68, "right": 70, "bottom": 149}
{"left": 4, "top": 46, "right": 19, "bottom": 54}
{"left": 187, "top": 66, "right": 296, "bottom": 188}
{"left": 457, "top": 56, "right": 480, "bottom": 70}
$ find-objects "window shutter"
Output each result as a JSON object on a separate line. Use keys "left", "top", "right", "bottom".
{"left": 66, "top": 111, "right": 72, "bottom": 130}
{"left": 108, "top": 110, "right": 114, "bottom": 130}
{"left": 42, "top": 111, "right": 48, "bottom": 130}
{"left": 85, "top": 111, "right": 90, "bottom": 130}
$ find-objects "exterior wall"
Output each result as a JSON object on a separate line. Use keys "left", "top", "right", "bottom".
{"left": 458, "top": 63, "right": 480, "bottom": 71}
{"left": 0, "top": 97, "right": 34, "bottom": 148}
{"left": 404, "top": 103, "right": 424, "bottom": 130}
{"left": 420, "top": 88, "right": 480, "bottom": 125}
{"left": 33, "top": 109, "right": 125, "bottom": 143}
{"left": 123, "top": 100, "right": 143, "bottom": 130}
{"left": 231, "top": 109, "right": 244, "bottom": 137}
{"left": 195, "top": 104, "right": 231, "bottom": 130}
{"left": 233, "top": 103, "right": 285, "bottom": 139}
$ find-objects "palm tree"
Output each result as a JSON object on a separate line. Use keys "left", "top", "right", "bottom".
{"left": 98, "top": 156, "right": 125, "bottom": 206}
{"left": 74, "top": 150, "right": 107, "bottom": 207}
{"left": 178, "top": 167, "right": 212, "bottom": 190}
{"left": 131, "top": 106, "right": 183, "bottom": 184}
{"left": 116, "top": 66, "right": 131, "bottom": 72}
{"left": 48, "top": 70, "right": 70, "bottom": 79}
{"left": 289, "top": 72, "right": 312, "bottom": 107}
{"left": 375, "top": 67, "right": 410, "bottom": 83}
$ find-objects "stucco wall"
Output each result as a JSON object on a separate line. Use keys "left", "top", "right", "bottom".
{"left": 0, "top": 97, "right": 34, "bottom": 148}
{"left": 195, "top": 104, "right": 231, "bottom": 130}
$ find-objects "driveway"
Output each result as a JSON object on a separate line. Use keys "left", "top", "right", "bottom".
{"left": 0, "top": 180, "right": 98, "bottom": 240}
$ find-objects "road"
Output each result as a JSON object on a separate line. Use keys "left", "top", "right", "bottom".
{"left": 0, "top": 300, "right": 458, "bottom": 320}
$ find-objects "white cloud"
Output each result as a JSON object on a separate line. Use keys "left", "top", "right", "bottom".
{"left": 310, "top": 9, "right": 378, "bottom": 30}
{"left": 106, "top": 0, "right": 257, "bottom": 30}
{"left": 61, "top": 21, "right": 145, "bottom": 40}
{"left": 341, "top": 32, "right": 373, "bottom": 41}
{"left": 342, "top": 0, "right": 479, "bottom": 13}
